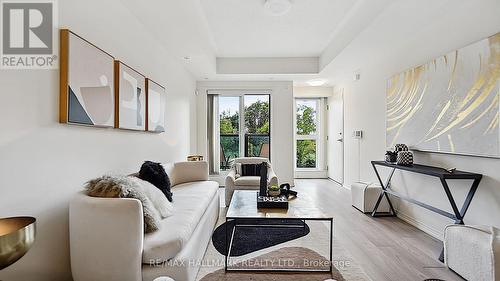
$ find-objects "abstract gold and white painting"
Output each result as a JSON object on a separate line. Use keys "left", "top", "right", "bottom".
{"left": 146, "top": 79, "right": 166, "bottom": 133}
{"left": 387, "top": 32, "right": 500, "bottom": 157}
{"left": 115, "top": 61, "right": 146, "bottom": 130}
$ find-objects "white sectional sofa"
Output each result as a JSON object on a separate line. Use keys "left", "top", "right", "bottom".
{"left": 69, "top": 161, "right": 220, "bottom": 281}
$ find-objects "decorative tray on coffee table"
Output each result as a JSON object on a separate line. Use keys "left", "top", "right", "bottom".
{"left": 256, "top": 193, "right": 289, "bottom": 209}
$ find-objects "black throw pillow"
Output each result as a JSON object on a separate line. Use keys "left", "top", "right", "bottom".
{"left": 138, "top": 161, "right": 173, "bottom": 202}
{"left": 241, "top": 164, "right": 260, "bottom": 176}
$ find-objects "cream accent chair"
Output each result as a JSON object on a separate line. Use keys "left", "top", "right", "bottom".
{"left": 225, "top": 157, "right": 278, "bottom": 206}
{"left": 444, "top": 225, "right": 500, "bottom": 281}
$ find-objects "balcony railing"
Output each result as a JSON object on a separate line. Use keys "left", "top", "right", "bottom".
{"left": 220, "top": 134, "right": 270, "bottom": 170}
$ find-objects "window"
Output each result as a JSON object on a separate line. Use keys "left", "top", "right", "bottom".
{"left": 295, "top": 99, "right": 321, "bottom": 169}
{"left": 219, "top": 96, "right": 240, "bottom": 169}
{"left": 244, "top": 95, "right": 270, "bottom": 159}
{"left": 213, "top": 93, "right": 270, "bottom": 172}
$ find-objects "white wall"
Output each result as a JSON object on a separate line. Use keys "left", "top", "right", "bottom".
{"left": 294, "top": 86, "right": 333, "bottom": 98}
{"left": 196, "top": 81, "right": 294, "bottom": 186}
{"left": 0, "top": 0, "right": 197, "bottom": 280}
{"left": 330, "top": 0, "right": 500, "bottom": 239}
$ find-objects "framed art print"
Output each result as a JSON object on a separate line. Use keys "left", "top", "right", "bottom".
{"left": 60, "top": 29, "right": 115, "bottom": 127}
{"left": 386, "top": 32, "right": 500, "bottom": 158}
{"left": 114, "top": 61, "right": 146, "bottom": 130}
{"left": 146, "top": 79, "right": 166, "bottom": 133}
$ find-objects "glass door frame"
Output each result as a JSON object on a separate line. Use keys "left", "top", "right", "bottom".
{"left": 218, "top": 91, "right": 271, "bottom": 170}
{"left": 293, "top": 97, "right": 324, "bottom": 171}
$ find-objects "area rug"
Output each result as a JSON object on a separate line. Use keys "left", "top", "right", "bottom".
{"left": 196, "top": 211, "right": 370, "bottom": 281}
{"left": 200, "top": 247, "right": 343, "bottom": 281}
{"left": 212, "top": 219, "right": 310, "bottom": 256}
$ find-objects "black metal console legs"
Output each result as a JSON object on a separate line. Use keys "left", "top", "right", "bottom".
{"left": 371, "top": 164, "right": 397, "bottom": 217}
{"left": 370, "top": 161, "right": 482, "bottom": 262}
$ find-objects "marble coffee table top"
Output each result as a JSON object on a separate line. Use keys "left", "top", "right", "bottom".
{"left": 227, "top": 190, "right": 332, "bottom": 220}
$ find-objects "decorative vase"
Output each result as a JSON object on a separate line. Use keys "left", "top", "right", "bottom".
{"left": 268, "top": 189, "right": 281, "bottom": 197}
{"left": 385, "top": 151, "right": 397, "bottom": 163}
{"left": 397, "top": 151, "right": 414, "bottom": 166}
{"left": 395, "top": 144, "right": 409, "bottom": 152}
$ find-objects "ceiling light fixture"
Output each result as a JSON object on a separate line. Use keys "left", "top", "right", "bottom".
{"left": 264, "top": 0, "right": 291, "bottom": 16}
{"left": 307, "top": 79, "right": 327, "bottom": 87}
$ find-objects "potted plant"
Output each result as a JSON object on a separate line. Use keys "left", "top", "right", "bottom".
{"left": 268, "top": 185, "right": 281, "bottom": 197}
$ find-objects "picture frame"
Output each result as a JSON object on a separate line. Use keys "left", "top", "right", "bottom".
{"left": 59, "top": 29, "right": 115, "bottom": 127}
{"left": 114, "top": 61, "right": 146, "bottom": 131}
{"left": 386, "top": 32, "right": 500, "bottom": 158}
{"left": 146, "top": 79, "right": 166, "bottom": 133}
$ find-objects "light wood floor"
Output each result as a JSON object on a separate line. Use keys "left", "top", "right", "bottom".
{"left": 291, "top": 179, "right": 463, "bottom": 281}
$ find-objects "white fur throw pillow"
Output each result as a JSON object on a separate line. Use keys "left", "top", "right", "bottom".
{"left": 85, "top": 175, "right": 161, "bottom": 233}
{"left": 130, "top": 177, "right": 173, "bottom": 219}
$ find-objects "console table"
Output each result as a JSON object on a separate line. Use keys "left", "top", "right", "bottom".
{"left": 370, "top": 160, "right": 482, "bottom": 262}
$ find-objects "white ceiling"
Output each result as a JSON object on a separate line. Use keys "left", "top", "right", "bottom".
{"left": 200, "top": 0, "right": 357, "bottom": 57}
{"left": 118, "top": 0, "right": 395, "bottom": 83}
{"left": 119, "top": 0, "right": 500, "bottom": 86}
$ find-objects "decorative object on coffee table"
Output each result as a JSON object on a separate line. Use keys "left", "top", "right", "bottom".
{"left": 0, "top": 217, "right": 36, "bottom": 270}
{"left": 397, "top": 151, "right": 414, "bottom": 166}
{"left": 280, "top": 183, "right": 297, "bottom": 198}
{"left": 257, "top": 193, "right": 289, "bottom": 209}
{"left": 268, "top": 185, "right": 281, "bottom": 197}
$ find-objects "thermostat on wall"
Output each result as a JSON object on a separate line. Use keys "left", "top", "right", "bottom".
{"left": 353, "top": 130, "right": 363, "bottom": 139}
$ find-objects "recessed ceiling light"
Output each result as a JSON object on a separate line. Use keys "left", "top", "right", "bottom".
{"left": 307, "top": 79, "right": 327, "bottom": 86}
{"left": 264, "top": 0, "right": 291, "bottom": 16}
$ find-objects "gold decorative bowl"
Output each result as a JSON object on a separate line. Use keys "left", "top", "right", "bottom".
{"left": 0, "top": 217, "right": 36, "bottom": 270}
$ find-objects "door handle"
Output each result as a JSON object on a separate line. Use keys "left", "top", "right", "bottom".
{"left": 336, "top": 138, "right": 343, "bottom": 142}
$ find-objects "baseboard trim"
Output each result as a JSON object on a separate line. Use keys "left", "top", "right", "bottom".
{"left": 396, "top": 211, "right": 443, "bottom": 241}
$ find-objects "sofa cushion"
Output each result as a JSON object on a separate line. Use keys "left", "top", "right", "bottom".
{"left": 85, "top": 175, "right": 162, "bottom": 233}
{"left": 234, "top": 176, "right": 260, "bottom": 186}
{"left": 142, "top": 180, "right": 219, "bottom": 263}
{"left": 139, "top": 161, "right": 173, "bottom": 202}
{"left": 241, "top": 164, "right": 260, "bottom": 176}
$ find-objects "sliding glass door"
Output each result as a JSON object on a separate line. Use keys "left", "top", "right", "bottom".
{"left": 244, "top": 95, "right": 270, "bottom": 159}
{"left": 219, "top": 96, "right": 240, "bottom": 170}
{"left": 217, "top": 94, "right": 270, "bottom": 171}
